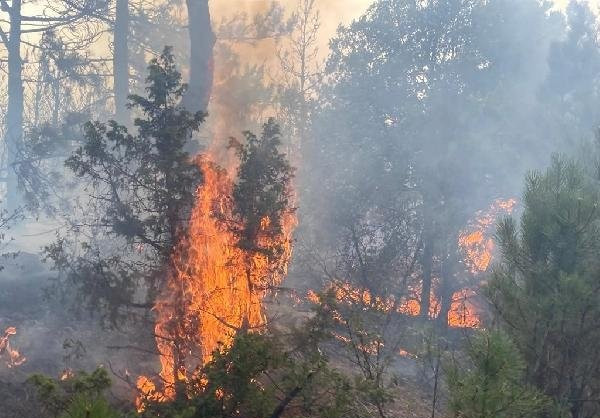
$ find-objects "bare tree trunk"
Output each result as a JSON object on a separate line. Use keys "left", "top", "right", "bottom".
{"left": 183, "top": 0, "right": 215, "bottom": 113}
{"left": 52, "top": 78, "right": 60, "bottom": 127}
{"left": 5, "top": 0, "right": 23, "bottom": 210}
{"left": 436, "top": 257, "right": 454, "bottom": 330}
{"left": 430, "top": 346, "right": 441, "bottom": 418}
{"left": 297, "top": 1, "right": 309, "bottom": 152}
{"left": 33, "top": 65, "right": 43, "bottom": 127}
{"left": 420, "top": 213, "right": 434, "bottom": 319}
{"left": 114, "top": 0, "right": 129, "bottom": 124}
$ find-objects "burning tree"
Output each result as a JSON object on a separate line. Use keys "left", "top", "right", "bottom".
{"left": 45, "top": 47, "right": 205, "bottom": 324}
{"left": 48, "top": 41, "right": 299, "bottom": 411}
{"left": 140, "top": 297, "right": 367, "bottom": 418}
{"left": 143, "top": 119, "right": 296, "bottom": 403}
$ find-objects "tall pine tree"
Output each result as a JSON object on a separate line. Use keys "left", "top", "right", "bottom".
{"left": 488, "top": 155, "right": 600, "bottom": 418}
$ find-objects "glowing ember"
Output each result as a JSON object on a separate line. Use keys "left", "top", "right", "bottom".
{"left": 398, "top": 349, "right": 416, "bottom": 358}
{"left": 139, "top": 155, "right": 296, "bottom": 403}
{"left": 0, "top": 327, "right": 26, "bottom": 368}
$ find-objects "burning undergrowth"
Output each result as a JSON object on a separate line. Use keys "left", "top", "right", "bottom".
{"left": 307, "top": 198, "right": 517, "bottom": 330}
{"left": 137, "top": 119, "right": 297, "bottom": 405}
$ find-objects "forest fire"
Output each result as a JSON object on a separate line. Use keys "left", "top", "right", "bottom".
{"left": 447, "top": 288, "right": 482, "bottom": 328}
{"left": 458, "top": 198, "right": 517, "bottom": 273}
{"left": 0, "top": 327, "right": 26, "bottom": 368}
{"left": 308, "top": 198, "right": 517, "bottom": 329}
{"left": 308, "top": 281, "right": 480, "bottom": 328}
{"left": 138, "top": 154, "right": 296, "bottom": 405}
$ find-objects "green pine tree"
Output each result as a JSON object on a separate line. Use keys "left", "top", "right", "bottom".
{"left": 446, "top": 331, "right": 550, "bottom": 418}
{"left": 45, "top": 46, "right": 205, "bottom": 324}
{"left": 488, "top": 155, "right": 600, "bottom": 417}
{"left": 29, "top": 368, "right": 120, "bottom": 418}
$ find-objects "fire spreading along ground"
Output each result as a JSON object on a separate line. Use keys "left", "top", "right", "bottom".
{"left": 135, "top": 157, "right": 512, "bottom": 406}
{"left": 0, "top": 327, "right": 26, "bottom": 368}
{"left": 308, "top": 198, "right": 517, "bottom": 330}
{"left": 137, "top": 154, "right": 296, "bottom": 408}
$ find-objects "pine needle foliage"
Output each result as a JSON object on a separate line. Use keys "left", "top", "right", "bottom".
{"left": 446, "top": 331, "right": 550, "bottom": 418}
{"left": 488, "top": 155, "right": 600, "bottom": 417}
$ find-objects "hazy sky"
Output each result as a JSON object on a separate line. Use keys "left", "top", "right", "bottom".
{"left": 10, "top": 0, "right": 600, "bottom": 70}
{"left": 218, "top": 0, "right": 600, "bottom": 46}
{"left": 215, "top": 0, "right": 371, "bottom": 42}
{"left": 554, "top": 0, "right": 600, "bottom": 9}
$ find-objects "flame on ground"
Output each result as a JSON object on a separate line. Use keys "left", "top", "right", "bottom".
{"left": 0, "top": 327, "right": 26, "bottom": 368}
{"left": 308, "top": 282, "right": 479, "bottom": 328}
{"left": 307, "top": 198, "right": 517, "bottom": 330}
{"left": 138, "top": 155, "right": 296, "bottom": 406}
{"left": 447, "top": 288, "right": 481, "bottom": 328}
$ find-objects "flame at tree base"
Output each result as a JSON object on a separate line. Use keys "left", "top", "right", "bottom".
{"left": 308, "top": 282, "right": 482, "bottom": 329}
{"left": 306, "top": 198, "right": 517, "bottom": 330}
{"left": 138, "top": 155, "right": 296, "bottom": 406}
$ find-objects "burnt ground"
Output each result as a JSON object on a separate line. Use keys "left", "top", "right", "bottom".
{"left": 0, "top": 252, "right": 55, "bottom": 418}
{"left": 0, "top": 252, "right": 153, "bottom": 417}
{"left": 266, "top": 294, "right": 448, "bottom": 418}
{"left": 1, "top": 253, "right": 445, "bottom": 418}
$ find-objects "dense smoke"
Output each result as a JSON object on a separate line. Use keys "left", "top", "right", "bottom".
{"left": 2, "top": 1, "right": 600, "bottom": 417}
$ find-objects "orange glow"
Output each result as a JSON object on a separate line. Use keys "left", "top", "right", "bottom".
{"left": 136, "top": 376, "right": 168, "bottom": 412}
{"left": 138, "top": 154, "right": 296, "bottom": 404}
{"left": 459, "top": 230, "right": 493, "bottom": 272}
{"left": 307, "top": 198, "right": 517, "bottom": 330}
{"left": 0, "top": 327, "right": 26, "bottom": 368}
{"left": 447, "top": 288, "right": 481, "bottom": 328}
{"left": 398, "top": 349, "right": 416, "bottom": 358}
{"left": 309, "top": 281, "right": 476, "bottom": 328}
{"left": 398, "top": 281, "right": 440, "bottom": 318}
{"left": 459, "top": 198, "right": 517, "bottom": 273}
{"left": 59, "top": 369, "right": 75, "bottom": 381}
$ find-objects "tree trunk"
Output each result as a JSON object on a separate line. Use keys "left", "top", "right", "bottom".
{"left": 113, "top": 0, "right": 129, "bottom": 124}
{"left": 436, "top": 257, "right": 454, "bottom": 331}
{"left": 183, "top": 0, "right": 215, "bottom": 113}
{"left": 5, "top": 0, "right": 23, "bottom": 210}
{"left": 52, "top": 78, "right": 60, "bottom": 127}
{"left": 420, "top": 213, "right": 434, "bottom": 319}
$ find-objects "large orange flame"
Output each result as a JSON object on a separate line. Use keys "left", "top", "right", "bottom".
{"left": 138, "top": 154, "right": 296, "bottom": 405}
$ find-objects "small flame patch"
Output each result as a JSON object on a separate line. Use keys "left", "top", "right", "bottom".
{"left": 0, "top": 327, "right": 26, "bottom": 368}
